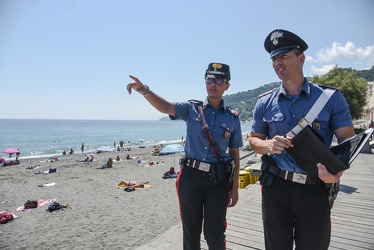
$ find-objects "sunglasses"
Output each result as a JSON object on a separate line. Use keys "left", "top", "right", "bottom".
{"left": 205, "top": 78, "right": 227, "bottom": 85}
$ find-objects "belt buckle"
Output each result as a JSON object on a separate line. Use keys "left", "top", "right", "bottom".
{"left": 292, "top": 173, "right": 307, "bottom": 184}
{"left": 199, "top": 162, "right": 211, "bottom": 172}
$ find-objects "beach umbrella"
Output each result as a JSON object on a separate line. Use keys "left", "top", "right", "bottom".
{"left": 1, "top": 148, "right": 20, "bottom": 159}
{"left": 159, "top": 144, "right": 184, "bottom": 155}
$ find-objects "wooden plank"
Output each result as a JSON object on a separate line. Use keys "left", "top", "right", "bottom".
{"left": 135, "top": 153, "right": 374, "bottom": 250}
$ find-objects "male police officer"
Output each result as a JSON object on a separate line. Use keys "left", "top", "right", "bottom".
{"left": 249, "top": 29, "right": 355, "bottom": 250}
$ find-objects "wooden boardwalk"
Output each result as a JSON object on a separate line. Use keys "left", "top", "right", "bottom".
{"left": 136, "top": 152, "right": 374, "bottom": 250}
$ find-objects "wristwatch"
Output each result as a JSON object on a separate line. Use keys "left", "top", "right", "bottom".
{"left": 142, "top": 85, "right": 151, "bottom": 97}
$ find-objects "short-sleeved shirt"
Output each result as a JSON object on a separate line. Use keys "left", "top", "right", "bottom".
{"left": 251, "top": 79, "right": 353, "bottom": 173}
{"left": 170, "top": 99, "right": 243, "bottom": 163}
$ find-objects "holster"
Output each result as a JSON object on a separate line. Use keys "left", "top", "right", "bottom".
{"left": 326, "top": 181, "right": 340, "bottom": 209}
{"left": 209, "top": 160, "right": 233, "bottom": 184}
{"left": 179, "top": 154, "right": 187, "bottom": 168}
{"left": 259, "top": 155, "right": 275, "bottom": 186}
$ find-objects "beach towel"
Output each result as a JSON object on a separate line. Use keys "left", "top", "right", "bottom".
{"left": 16, "top": 199, "right": 56, "bottom": 211}
{"left": 32, "top": 169, "right": 44, "bottom": 175}
{"left": 38, "top": 183, "right": 56, "bottom": 187}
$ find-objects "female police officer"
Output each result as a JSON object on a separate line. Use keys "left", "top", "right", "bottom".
{"left": 127, "top": 62, "right": 242, "bottom": 250}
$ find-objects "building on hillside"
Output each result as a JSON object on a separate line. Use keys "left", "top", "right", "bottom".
{"left": 359, "top": 81, "right": 374, "bottom": 126}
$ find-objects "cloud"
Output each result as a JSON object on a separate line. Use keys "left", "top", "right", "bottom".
{"left": 307, "top": 41, "right": 374, "bottom": 76}
{"left": 310, "top": 41, "right": 374, "bottom": 62}
{"left": 310, "top": 64, "right": 336, "bottom": 75}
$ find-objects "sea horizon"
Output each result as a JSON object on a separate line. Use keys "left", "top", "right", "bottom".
{"left": 0, "top": 119, "right": 252, "bottom": 160}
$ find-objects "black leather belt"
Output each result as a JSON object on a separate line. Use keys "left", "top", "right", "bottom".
{"left": 266, "top": 164, "right": 319, "bottom": 185}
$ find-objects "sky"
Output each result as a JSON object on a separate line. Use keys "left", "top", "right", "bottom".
{"left": 1, "top": 0, "right": 373, "bottom": 120}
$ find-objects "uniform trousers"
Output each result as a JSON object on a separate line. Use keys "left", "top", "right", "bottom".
{"left": 176, "top": 166, "right": 230, "bottom": 250}
{"left": 262, "top": 175, "right": 331, "bottom": 250}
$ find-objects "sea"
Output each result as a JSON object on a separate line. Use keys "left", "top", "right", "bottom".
{"left": 0, "top": 119, "right": 252, "bottom": 160}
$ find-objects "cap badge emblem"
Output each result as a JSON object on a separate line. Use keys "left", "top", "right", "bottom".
{"left": 212, "top": 63, "right": 222, "bottom": 71}
{"left": 270, "top": 30, "right": 283, "bottom": 45}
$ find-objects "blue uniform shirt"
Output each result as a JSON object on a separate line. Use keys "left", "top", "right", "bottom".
{"left": 170, "top": 99, "right": 243, "bottom": 163}
{"left": 251, "top": 79, "right": 353, "bottom": 173}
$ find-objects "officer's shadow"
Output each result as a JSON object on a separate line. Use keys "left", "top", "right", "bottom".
{"left": 339, "top": 184, "right": 358, "bottom": 194}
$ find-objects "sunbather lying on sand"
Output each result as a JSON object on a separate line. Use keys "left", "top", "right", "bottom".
{"left": 117, "top": 181, "right": 149, "bottom": 188}
{"left": 77, "top": 156, "right": 91, "bottom": 162}
{"left": 26, "top": 164, "right": 41, "bottom": 169}
{"left": 148, "top": 160, "right": 164, "bottom": 166}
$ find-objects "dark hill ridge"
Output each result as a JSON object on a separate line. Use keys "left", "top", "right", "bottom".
{"left": 223, "top": 66, "right": 374, "bottom": 121}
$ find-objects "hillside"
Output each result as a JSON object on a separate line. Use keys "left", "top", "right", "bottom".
{"left": 223, "top": 81, "right": 281, "bottom": 120}
{"left": 223, "top": 66, "right": 374, "bottom": 121}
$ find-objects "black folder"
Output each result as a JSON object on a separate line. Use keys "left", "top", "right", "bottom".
{"left": 286, "top": 126, "right": 373, "bottom": 181}
{"left": 330, "top": 127, "right": 373, "bottom": 165}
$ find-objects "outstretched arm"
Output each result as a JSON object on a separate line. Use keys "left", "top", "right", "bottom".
{"left": 127, "top": 75, "right": 176, "bottom": 116}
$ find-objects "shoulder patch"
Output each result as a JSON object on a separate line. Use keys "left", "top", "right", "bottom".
{"left": 258, "top": 88, "right": 277, "bottom": 98}
{"left": 225, "top": 106, "right": 240, "bottom": 117}
{"left": 318, "top": 84, "right": 339, "bottom": 90}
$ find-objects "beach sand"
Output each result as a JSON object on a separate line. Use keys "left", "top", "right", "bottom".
{"left": 0, "top": 144, "right": 255, "bottom": 250}
{"left": 0, "top": 146, "right": 183, "bottom": 250}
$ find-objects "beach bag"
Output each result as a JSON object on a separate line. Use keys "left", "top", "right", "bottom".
{"left": 47, "top": 202, "right": 63, "bottom": 212}
{"left": 0, "top": 212, "right": 14, "bottom": 224}
{"left": 24, "top": 200, "right": 38, "bottom": 209}
{"left": 49, "top": 168, "right": 57, "bottom": 173}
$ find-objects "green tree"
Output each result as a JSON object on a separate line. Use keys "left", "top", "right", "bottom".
{"left": 312, "top": 65, "right": 367, "bottom": 120}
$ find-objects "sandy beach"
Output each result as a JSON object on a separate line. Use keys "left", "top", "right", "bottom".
{"left": 0, "top": 146, "right": 185, "bottom": 250}
{"left": 0, "top": 141, "right": 255, "bottom": 250}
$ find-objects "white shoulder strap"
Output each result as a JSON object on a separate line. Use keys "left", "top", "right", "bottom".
{"left": 286, "top": 88, "right": 336, "bottom": 137}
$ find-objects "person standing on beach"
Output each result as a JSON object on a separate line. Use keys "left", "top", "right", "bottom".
{"left": 127, "top": 63, "right": 242, "bottom": 250}
{"left": 81, "top": 143, "right": 84, "bottom": 153}
{"left": 249, "top": 29, "right": 355, "bottom": 250}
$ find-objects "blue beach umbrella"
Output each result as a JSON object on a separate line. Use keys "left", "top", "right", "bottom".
{"left": 159, "top": 144, "right": 184, "bottom": 155}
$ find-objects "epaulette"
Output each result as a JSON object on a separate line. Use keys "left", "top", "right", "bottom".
{"left": 225, "top": 106, "right": 239, "bottom": 117}
{"left": 188, "top": 99, "right": 204, "bottom": 106}
{"left": 318, "top": 84, "right": 339, "bottom": 90}
{"left": 258, "top": 88, "right": 277, "bottom": 98}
